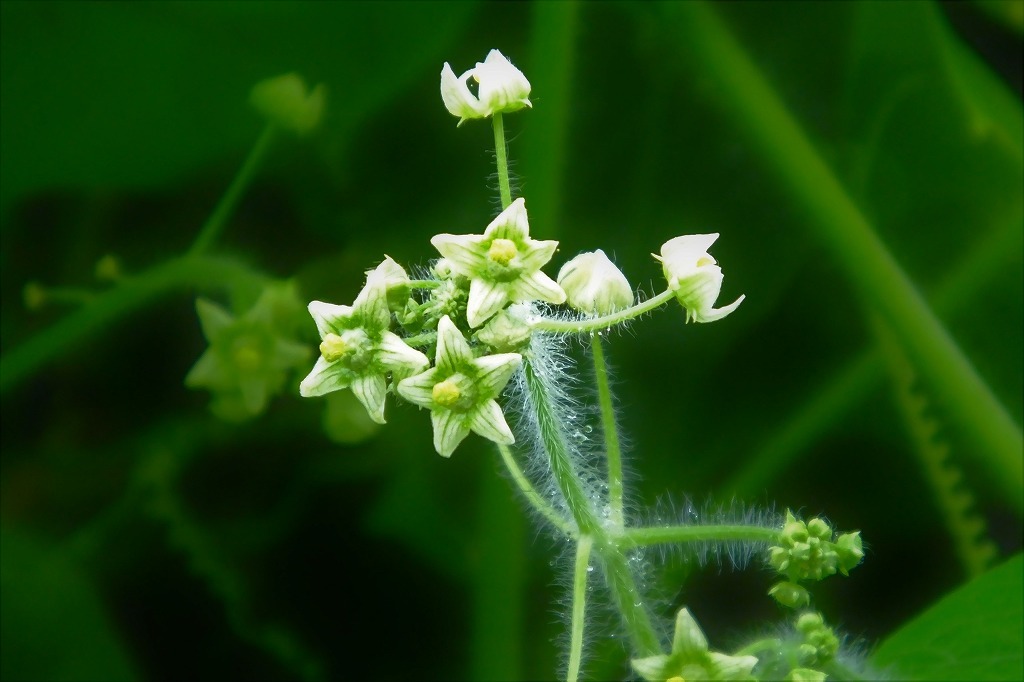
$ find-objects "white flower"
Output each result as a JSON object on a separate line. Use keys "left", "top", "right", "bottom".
{"left": 397, "top": 316, "right": 521, "bottom": 457}
{"left": 557, "top": 249, "right": 633, "bottom": 315}
{"left": 299, "top": 271, "right": 429, "bottom": 424}
{"left": 431, "top": 198, "right": 565, "bottom": 328}
{"left": 440, "top": 49, "right": 532, "bottom": 126}
{"left": 654, "top": 233, "right": 745, "bottom": 323}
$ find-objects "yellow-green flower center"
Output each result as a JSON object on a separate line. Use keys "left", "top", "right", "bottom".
{"left": 319, "top": 333, "right": 349, "bottom": 362}
{"left": 432, "top": 379, "right": 463, "bottom": 408}
{"left": 233, "top": 344, "right": 262, "bottom": 371}
{"left": 488, "top": 238, "right": 518, "bottom": 266}
{"left": 695, "top": 256, "right": 714, "bottom": 268}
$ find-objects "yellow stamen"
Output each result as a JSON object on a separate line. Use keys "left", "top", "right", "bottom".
{"left": 488, "top": 238, "right": 518, "bottom": 266}
{"left": 319, "top": 333, "right": 349, "bottom": 362}
{"left": 432, "top": 379, "right": 462, "bottom": 408}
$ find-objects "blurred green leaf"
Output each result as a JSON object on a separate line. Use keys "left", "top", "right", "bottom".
{"left": 870, "top": 553, "right": 1024, "bottom": 680}
{"left": 0, "top": 0, "right": 478, "bottom": 222}
{"left": 1, "top": 527, "right": 136, "bottom": 681}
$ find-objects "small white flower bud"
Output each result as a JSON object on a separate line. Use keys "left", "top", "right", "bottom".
{"left": 557, "top": 250, "right": 633, "bottom": 316}
{"left": 440, "top": 50, "right": 532, "bottom": 126}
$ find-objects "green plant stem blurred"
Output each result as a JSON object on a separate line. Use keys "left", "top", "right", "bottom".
{"left": 0, "top": 254, "right": 269, "bottom": 395}
{"left": 188, "top": 123, "right": 277, "bottom": 256}
{"left": 665, "top": 1, "right": 1023, "bottom": 514}
{"left": 724, "top": 201, "right": 1023, "bottom": 513}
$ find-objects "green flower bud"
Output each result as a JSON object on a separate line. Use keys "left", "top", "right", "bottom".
{"left": 835, "top": 531, "right": 864, "bottom": 575}
{"left": 769, "top": 581, "right": 811, "bottom": 609}
{"left": 786, "top": 669, "right": 826, "bottom": 682}
{"left": 250, "top": 72, "right": 325, "bottom": 136}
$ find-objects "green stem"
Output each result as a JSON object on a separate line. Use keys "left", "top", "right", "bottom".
{"left": 402, "top": 332, "right": 438, "bottom": 348}
{"left": 591, "top": 333, "right": 625, "bottom": 530}
{"left": 188, "top": 123, "right": 277, "bottom": 256}
{"left": 620, "top": 524, "right": 779, "bottom": 549}
{"left": 492, "top": 113, "right": 513, "bottom": 209}
{"left": 533, "top": 288, "right": 677, "bottom": 333}
{"left": 0, "top": 255, "right": 269, "bottom": 395}
{"left": 407, "top": 279, "right": 441, "bottom": 289}
{"left": 497, "top": 443, "right": 575, "bottom": 536}
{"left": 567, "top": 534, "right": 594, "bottom": 682}
{"left": 665, "top": 1, "right": 1023, "bottom": 511}
{"left": 523, "top": 357, "right": 662, "bottom": 656}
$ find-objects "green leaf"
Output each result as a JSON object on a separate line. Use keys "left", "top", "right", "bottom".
{"left": 1, "top": 527, "right": 137, "bottom": 681}
{"left": 871, "top": 553, "right": 1024, "bottom": 680}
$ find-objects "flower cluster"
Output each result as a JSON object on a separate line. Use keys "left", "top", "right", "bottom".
{"left": 768, "top": 510, "right": 864, "bottom": 608}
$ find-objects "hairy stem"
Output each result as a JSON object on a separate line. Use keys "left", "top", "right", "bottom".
{"left": 523, "top": 357, "right": 662, "bottom": 656}
{"left": 497, "top": 443, "right": 575, "bottom": 536}
{"left": 533, "top": 288, "right": 677, "bottom": 333}
{"left": 620, "top": 524, "right": 779, "bottom": 549}
{"left": 591, "top": 333, "right": 625, "bottom": 530}
{"left": 189, "top": 123, "right": 277, "bottom": 256}
{"left": 567, "top": 535, "right": 594, "bottom": 682}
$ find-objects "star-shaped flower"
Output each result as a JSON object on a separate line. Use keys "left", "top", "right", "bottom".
{"left": 186, "top": 281, "right": 311, "bottom": 422}
{"left": 397, "top": 315, "right": 521, "bottom": 457}
{"left": 632, "top": 608, "right": 759, "bottom": 681}
{"left": 431, "top": 198, "right": 566, "bottom": 328}
{"left": 440, "top": 49, "right": 532, "bottom": 126}
{"left": 655, "top": 233, "right": 745, "bottom": 323}
{"left": 299, "top": 265, "right": 429, "bottom": 424}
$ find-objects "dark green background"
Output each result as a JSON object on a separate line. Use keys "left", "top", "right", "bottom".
{"left": 1, "top": 2, "right": 1021, "bottom": 680}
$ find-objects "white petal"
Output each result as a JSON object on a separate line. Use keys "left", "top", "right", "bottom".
{"left": 308, "top": 300, "right": 354, "bottom": 338}
{"left": 467, "top": 279, "right": 510, "bottom": 328}
{"left": 436, "top": 315, "right": 475, "bottom": 369}
{"left": 708, "top": 652, "right": 759, "bottom": 679}
{"left": 474, "top": 51, "right": 531, "bottom": 115}
{"left": 512, "top": 271, "right": 566, "bottom": 305}
{"left": 695, "top": 294, "right": 745, "bottom": 323}
{"left": 396, "top": 366, "right": 444, "bottom": 408}
{"left": 377, "top": 331, "right": 430, "bottom": 374}
{"left": 351, "top": 373, "right": 388, "bottom": 424}
{"left": 517, "top": 238, "right": 559, "bottom": 271}
{"left": 483, "top": 198, "right": 529, "bottom": 241}
{"left": 430, "top": 233, "right": 488, "bottom": 276}
{"left": 440, "top": 62, "right": 484, "bottom": 124}
{"left": 660, "top": 233, "right": 719, "bottom": 267}
{"left": 472, "top": 353, "right": 522, "bottom": 398}
{"left": 299, "top": 356, "right": 351, "bottom": 397}
{"left": 432, "top": 410, "right": 471, "bottom": 457}
{"left": 352, "top": 272, "right": 391, "bottom": 331}
{"left": 468, "top": 399, "right": 515, "bottom": 446}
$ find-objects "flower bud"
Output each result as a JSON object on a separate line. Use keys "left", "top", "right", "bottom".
{"left": 557, "top": 249, "right": 633, "bottom": 315}
{"left": 769, "top": 581, "right": 811, "bottom": 609}
{"left": 440, "top": 50, "right": 532, "bottom": 126}
{"left": 250, "top": 72, "right": 325, "bottom": 136}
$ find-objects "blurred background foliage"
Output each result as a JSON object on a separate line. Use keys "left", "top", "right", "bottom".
{"left": 1, "top": 1, "right": 1021, "bottom": 680}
